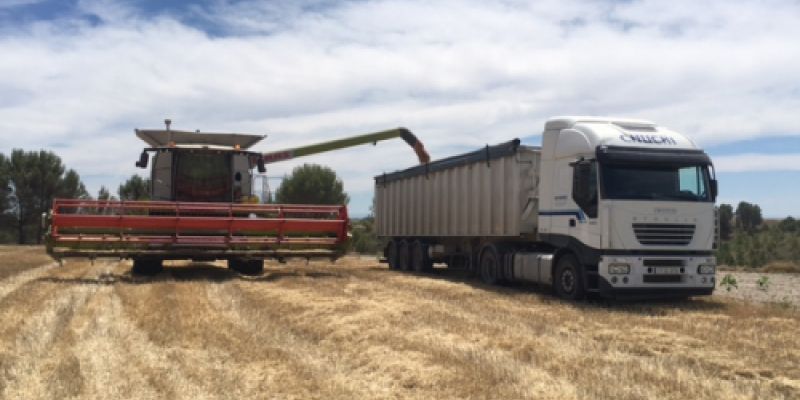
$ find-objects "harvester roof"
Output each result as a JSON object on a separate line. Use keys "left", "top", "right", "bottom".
{"left": 135, "top": 129, "right": 266, "bottom": 150}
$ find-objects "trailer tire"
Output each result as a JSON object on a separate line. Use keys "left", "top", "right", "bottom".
{"left": 479, "top": 245, "right": 500, "bottom": 285}
{"left": 554, "top": 254, "right": 585, "bottom": 300}
{"left": 387, "top": 240, "right": 400, "bottom": 270}
{"left": 132, "top": 258, "right": 162, "bottom": 275}
{"left": 397, "top": 240, "right": 411, "bottom": 271}
{"left": 411, "top": 240, "right": 432, "bottom": 273}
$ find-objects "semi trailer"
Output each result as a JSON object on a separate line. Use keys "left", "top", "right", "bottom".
{"left": 46, "top": 121, "right": 429, "bottom": 275}
{"left": 375, "top": 116, "right": 718, "bottom": 300}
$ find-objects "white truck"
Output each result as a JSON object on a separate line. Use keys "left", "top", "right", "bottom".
{"left": 374, "top": 116, "right": 718, "bottom": 300}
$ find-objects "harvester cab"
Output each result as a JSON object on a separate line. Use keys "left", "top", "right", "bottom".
{"left": 134, "top": 119, "right": 268, "bottom": 204}
{"left": 46, "top": 120, "right": 429, "bottom": 275}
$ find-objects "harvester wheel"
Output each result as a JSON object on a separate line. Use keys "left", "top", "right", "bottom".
{"left": 229, "top": 258, "right": 264, "bottom": 275}
{"left": 397, "top": 240, "right": 411, "bottom": 271}
{"left": 132, "top": 258, "right": 163, "bottom": 275}
{"left": 411, "top": 240, "right": 432, "bottom": 273}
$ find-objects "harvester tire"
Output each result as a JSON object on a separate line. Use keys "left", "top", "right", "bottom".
{"left": 397, "top": 240, "right": 411, "bottom": 271}
{"left": 229, "top": 258, "right": 264, "bottom": 275}
{"left": 132, "top": 258, "right": 163, "bottom": 275}
{"left": 411, "top": 240, "right": 432, "bottom": 273}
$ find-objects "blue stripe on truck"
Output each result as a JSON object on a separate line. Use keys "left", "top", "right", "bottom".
{"left": 538, "top": 210, "right": 587, "bottom": 222}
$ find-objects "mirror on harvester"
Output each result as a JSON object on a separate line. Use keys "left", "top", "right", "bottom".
{"left": 135, "top": 151, "right": 149, "bottom": 168}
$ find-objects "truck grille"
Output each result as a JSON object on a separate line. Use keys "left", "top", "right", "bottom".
{"left": 633, "top": 223, "right": 695, "bottom": 246}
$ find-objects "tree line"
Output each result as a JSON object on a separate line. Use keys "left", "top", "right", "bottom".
{"left": 716, "top": 201, "right": 800, "bottom": 268}
{"left": 0, "top": 149, "right": 149, "bottom": 244}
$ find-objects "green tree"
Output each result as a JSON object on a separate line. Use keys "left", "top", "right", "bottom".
{"left": 735, "top": 201, "right": 762, "bottom": 233}
{"left": 4, "top": 150, "right": 88, "bottom": 244}
{"left": 117, "top": 175, "right": 150, "bottom": 201}
{"left": 0, "top": 154, "right": 15, "bottom": 242}
{"left": 718, "top": 203, "right": 733, "bottom": 240}
{"left": 275, "top": 164, "right": 349, "bottom": 205}
{"left": 97, "top": 186, "right": 113, "bottom": 201}
{"left": 778, "top": 216, "right": 798, "bottom": 233}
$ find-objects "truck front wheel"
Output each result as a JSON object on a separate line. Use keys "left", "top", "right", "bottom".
{"left": 554, "top": 254, "right": 585, "bottom": 300}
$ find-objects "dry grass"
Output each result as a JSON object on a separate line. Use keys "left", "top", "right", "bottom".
{"left": 0, "top": 245, "right": 53, "bottom": 279}
{"left": 0, "top": 249, "right": 798, "bottom": 399}
{"left": 763, "top": 261, "right": 800, "bottom": 274}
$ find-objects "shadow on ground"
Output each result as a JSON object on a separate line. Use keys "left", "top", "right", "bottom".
{"left": 34, "top": 263, "right": 342, "bottom": 286}
{"left": 369, "top": 264, "right": 729, "bottom": 314}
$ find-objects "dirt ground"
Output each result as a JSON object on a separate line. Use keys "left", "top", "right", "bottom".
{"left": 714, "top": 270, "right": 800, "bottom": 307}
{"left": 0, "top": 246, "right": 798, "bottom": 399}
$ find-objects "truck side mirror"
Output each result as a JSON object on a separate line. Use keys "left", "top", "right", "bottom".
{"left": 135, "top": 151, "right": 149, "bottom": 168}
{"left": 710, "top": 179, "right": 718, "bottom": 201}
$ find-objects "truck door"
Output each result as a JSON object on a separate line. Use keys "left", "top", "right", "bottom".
{"left": 570, "top": 159, "right": 601, "bottom": 248}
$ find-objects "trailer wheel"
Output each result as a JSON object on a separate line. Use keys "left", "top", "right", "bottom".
{"left": 411, "top": 240, "right": 432, "bottom": 273}
{"left": 397, "top": 240, "right": 411, "bottom": 271}
{"left": 479, "top": 246, "right": 500, "bottom": 285}
{"left": 387, "top": 240, "right": 399, "bottom": 270}
{"left": 554, "top": 254, "right": 585, "bottom": 300}
{"left": 132, "top": 258, "right": 163, "bottom": 275}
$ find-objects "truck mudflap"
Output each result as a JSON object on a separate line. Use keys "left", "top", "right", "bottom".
{"left": 46, "top": 199, "right": 349, "bottom": 260}
{"left": 597, "top": 277, "right": 714, "bottom": 300}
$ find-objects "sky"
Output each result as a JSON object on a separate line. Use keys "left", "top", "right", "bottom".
{"left": 0, "top": 0, "right": 798, "bottom": 218}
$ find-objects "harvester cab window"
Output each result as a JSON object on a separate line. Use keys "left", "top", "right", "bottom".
{"left": 175, "top": 152, "right": 232, "bottom": 202}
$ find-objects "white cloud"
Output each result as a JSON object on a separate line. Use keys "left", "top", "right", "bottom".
{"left": 0, "top": 0, "right": 799, "bottom": 212}
{"left": 713, "top": 153, "right": 800, "bottom": 173}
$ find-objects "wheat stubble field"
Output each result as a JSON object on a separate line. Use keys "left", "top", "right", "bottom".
{"left": 0, "top": 246, "right": 797, "bottom": 399}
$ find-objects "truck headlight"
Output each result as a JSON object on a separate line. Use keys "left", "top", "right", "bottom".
{"left": 697, "top": 264, "right": 715, "bottom": 274}
{"left": 608, "top": 263, "right": 630, "bottom": 275}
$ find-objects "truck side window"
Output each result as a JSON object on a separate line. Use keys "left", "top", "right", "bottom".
{"left": 572, "top": 160, "right": 598, "bottom": 219}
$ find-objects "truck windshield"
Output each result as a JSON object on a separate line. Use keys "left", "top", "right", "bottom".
{"left": 601, "top": 164, "right": 711, "bottom": 202}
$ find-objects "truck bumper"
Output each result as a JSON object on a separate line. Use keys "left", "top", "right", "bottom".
{"left": 596, "top": 255, "right": 716, "bottom": 299}
{"left": 598, "top": 277, "right": 714, "bottom": 299}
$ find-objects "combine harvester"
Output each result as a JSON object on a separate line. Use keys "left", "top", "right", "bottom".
{"left": 46, "top": 120, "right": 429, "bottom": 275}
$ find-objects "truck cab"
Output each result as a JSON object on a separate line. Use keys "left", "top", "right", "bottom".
{"left": 538, "top": 117, "right": 717, "bottom": 298}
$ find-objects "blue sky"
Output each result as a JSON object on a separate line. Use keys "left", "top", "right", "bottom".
{"left": 0, "top": 0, "right": 798, "bottom": 217}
